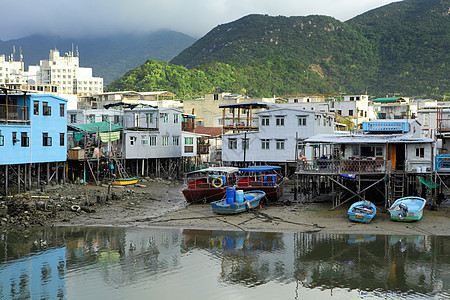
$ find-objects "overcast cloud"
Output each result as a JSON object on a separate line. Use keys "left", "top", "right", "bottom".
{"left": 1, "top": 0, "right": 401, "bottom": 41}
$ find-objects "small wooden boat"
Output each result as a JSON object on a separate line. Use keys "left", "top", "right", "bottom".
{"left": 347, "top": 200, "right": 376, "bottom": 223}
{"left": 388, "top": 196, "right": 426, "bottom": 222}
{"left": 110, "top": 176, "right": 140, "bottom": 186}
{"left": 211, "top": 190, "right": 266, "bottom": 215}
{"left": 182, "top": 167, "right": 239, "bottom": 204}
{"left": 236, "top": 165, "right": 285, "bottom": 201}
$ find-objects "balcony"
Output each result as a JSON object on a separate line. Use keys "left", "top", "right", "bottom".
{"left": 197, "top": 143, "right": 210, "bottom": 155}
{"left": 435, "top": 154, "right": 450, "bottom": 171}
{"left": 0, "top": 104, "right": 30, "bottom": 125}
{"left": 362, "top": 121, "right": 409, "bottom": 133}
{"left": 296, "top": 158, "right": 391, "bottom": 175}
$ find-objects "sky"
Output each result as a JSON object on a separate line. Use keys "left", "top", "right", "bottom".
{"left": 1, "top": 0, "right": 401, "bottom": 41}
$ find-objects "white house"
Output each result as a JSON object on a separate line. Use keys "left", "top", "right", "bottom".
{"left": 221, "top": 106, "right": 335, "bottom": 164}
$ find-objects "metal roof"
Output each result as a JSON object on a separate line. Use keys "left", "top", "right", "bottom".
{"left": 68, "top": 121, "right": 123, "bottom": 133}
{"left": 304, "top": 134, "right": 434, "bottom": 144}
{"left": 219, "top": 102, "right": 270, "bottom": 109}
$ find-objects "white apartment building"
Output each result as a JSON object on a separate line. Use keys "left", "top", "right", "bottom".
{"left": 0, "top": 54, "right": 25, "bottom": 86}
{"left": 24, "top": 49, "right": 103, "bottom": 97}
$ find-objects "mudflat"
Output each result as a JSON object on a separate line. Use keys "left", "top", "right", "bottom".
{"left": 50, "top": 180, "right": 450, "bottom": 236}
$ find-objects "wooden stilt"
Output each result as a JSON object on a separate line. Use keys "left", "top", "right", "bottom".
{"left": 5, "top": 165, "right": 8, "bottom": 196}
{"left": 47, "top": 162, "right": 50, "bottom": 184}
{"left": 28, "top": 164, "right": 32, "bottom": 190}
{"left": 18, "top": 164, "right": 21, "bottom": 194}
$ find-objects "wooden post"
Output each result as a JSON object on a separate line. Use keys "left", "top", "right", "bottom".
{"left": 28, "top": 164, "right": 32, "bottom": 190}
{"left": 18, "top": 164, "right": 21, "bottom": 194}
{"left": 56, "top": 163, "right": 59, "bottom": 185}
{"left": 47, "top": 162, "right": 50, "bottom": 184}
{"left": 5, "top": 165, "right": 8, "bottom": 196}
{"left": 37, "top": 163, "right": 41, "bottom": 186}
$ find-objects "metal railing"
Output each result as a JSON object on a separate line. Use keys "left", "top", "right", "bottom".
{"left": 435, "top": 154, "right": 450, "bottom": 171}
{"left": 0, "top": 104, "right": 29, "bottom": 122}
{"left": 297, "top": 158, "right": 391, "bottom": 174}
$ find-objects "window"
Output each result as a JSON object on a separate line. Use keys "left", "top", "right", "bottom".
{"left": 298, "top": 116, "right": 307, "bottom": 126}
{"left": 228, "top": 138, "right": 237, "bottom": 149}
{"left": 337, "top": 110, "right": 342, "bottom": 116}
{"left": 102, "top": 115, "right": 108, "bottom": 122}
{"left": 353, "top": 146, "right": 359, "bottom": 156}
{"left": 162, "top": 136, "right": 169, "bottom": 146}
{"left": 149, "top": 136, "right": 157, "bottom": 146}
{"left": 261, "top": 116, "right": 270, "bottom": 126}
{"left": 276, "top": 139, "right": 285, "bottom": 150}
{"left": 130, "top": 136, "right": 137, "bottom": 146}
{"left": 88, "top": 115, "right": 95, "bottom": 123}
{"left": 350, "top": 97, "right": 355, "bottom": 101}
{"left": 242, "top": 138, "right": 249, "bottom": 150}
{"left": 142, "top": 135, "right": 149, "bottom": 145}
{"left": 214, "top": 94, "right": 219, "bottom": 100}
{"left": 173, "top": 114, "right": 179, "bottom": 123}
{"left": 416, "top": 147, "right": 424, "bottom": 158}
{"left": 43, "top": 133, "right": 52, "bottom": 146}
{"left": 59, "top": 133, "right": 65, "bottom": 146}
{"left": 185, "top": 145, "right": 194, "bottom": 153}
{"left": 34, "top": 101, "right": 39, "bottom": 115}
{"left": 261, "top": 139, "right": 270, "bottom": 150}
{"left": 424, "top": 114, "right": 429, "bottom": 126}
{"left": 60, "top": 103, "right": 65, "bottom": 117}
{"left": 348, "top": 110, "right": 354, "bottom": 116}
{"left": 276, "top": 116, "right": 285, "bottom": 126}
{"left": 185, "top": 137, "right": 194, "bottom": 145}
{"left": 173, "top": 136, "right": 180, "bottom": 146}
{"left": 12, "top": 132, "right": 18, "bottom": 145}
{"left": 43, "top": 102, "right": 51, "bottom": 116}
{"left": 21, "top": 132, "right": 29, "bottom": 147}
{"left": 0, "top": 131, "right": 3, "bottom": 146}
{"left": 146, "top": 113, "right": 153, "bottom": 125}
{"left": 160, "top": 113, "right": 168, "bottom": 123}
{"left": 70, "top": 114, "right": 77, "bottom": 123}
{"left": 114, "top": 115, "right": 121, "bottom": 125}
{"left": 375, "top": 146, "right": 383, "bottom": 156}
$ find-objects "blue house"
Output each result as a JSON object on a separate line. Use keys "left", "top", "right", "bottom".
{"left": 0, "top": 91, "right": 68, "bottom": 165}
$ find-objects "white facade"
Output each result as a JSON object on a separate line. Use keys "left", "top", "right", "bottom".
{"left": 222, "top": 106, "right": 335, "bottom": 163}
{"left": 0, "top": 54, "right": 25, "bottom": 85}
{"left": 123, "top": 107, "right": 182, "bottom": 159}
{"left": 24, "top": 49, "right": 103, "bottom": 97}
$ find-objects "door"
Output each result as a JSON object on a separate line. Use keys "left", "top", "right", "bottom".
{"left": 388, "top": 144, "right": 396, "bottom": 170}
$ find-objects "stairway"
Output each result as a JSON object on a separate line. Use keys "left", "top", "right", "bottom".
{"left": 392, "top": 172, "right": 405, "bottom": 199}
{"left": 113, "top": 157, "right": 129, "bottom": 178}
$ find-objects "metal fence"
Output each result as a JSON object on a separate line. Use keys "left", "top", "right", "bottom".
{"left": 0, "top": 104, "right": 29, "bottom": 121}
{"left": 297, "top": 158, "right": 391, "bottom": 174}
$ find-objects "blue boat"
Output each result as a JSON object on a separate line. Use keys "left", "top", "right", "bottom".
{"left": 211, "top": 190, "right": 266, "bottom": 215}
{"left": 347, "top": 200, "right": 376, "bottom": 223}
{"left": 388, "top": 196, "right": 426, "bottom": 222}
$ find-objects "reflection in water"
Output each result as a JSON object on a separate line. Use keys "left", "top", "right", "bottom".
{"left": 0, "top": 228, "right": 448, "bottom": 299}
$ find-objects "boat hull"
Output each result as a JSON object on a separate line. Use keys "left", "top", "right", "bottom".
{"left": 182, "top": 188, "right": 225, "bottom": 204}
{"left": 347, "top": 200, "right": 376, "bottom": 223}
{"left": 388, "top": 197, "right": 426, "bottom": 222}
{"left": 211, "top": 191, "right": 265, "bottom": 214}
{"left": 110, "top": 177, "right": 139, "bottom": 186}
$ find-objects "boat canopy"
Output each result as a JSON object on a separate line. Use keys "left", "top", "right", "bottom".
{"left": 187, "top": 167, "right": 239, "bottom": 175}
{"left": 238, "top": 165, "right": 281, "bottom": 173}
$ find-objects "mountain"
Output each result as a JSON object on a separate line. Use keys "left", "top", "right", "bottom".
{"left": 109, "top": 0, "right": 449, "bottom": 98}
{"left": 0, "top": 31, "right": 196, "bottom": 84}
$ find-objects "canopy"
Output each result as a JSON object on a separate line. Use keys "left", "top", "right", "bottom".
{"left": 239, "top": 165, "right": 281, "bottom": 173}
{"left": 187, "top": 167, "right": 239, "bottom": 175}
{"left": 69, "top": 121, "right": 123, "bottom": 133}
{"left": 418, "top": 176, "right": 440, "bottom": 189}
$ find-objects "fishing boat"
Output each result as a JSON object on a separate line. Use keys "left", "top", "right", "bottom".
{"left": 347, "top": 200, "right": 376, "bottom": 223}
{"left": 182, "top": 167, "right": 239, "bottom": 204}
{"left": 235, "top": 165, "right": 285, "bottom": 201}
{"left": 211, "top": 190, "right": 266, "bottom": 215}
{"left": 388, "top": 196, "right": 426, "bottom": 221}
{"left": 110, "top": 176, "right": 140, "bottom": 186}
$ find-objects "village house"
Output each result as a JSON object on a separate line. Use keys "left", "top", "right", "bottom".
{"left": 221, "top": 104, "right": 335, "bottom": 173}
{"left": 0, "top": 88, "right": 68, "bottom": 194}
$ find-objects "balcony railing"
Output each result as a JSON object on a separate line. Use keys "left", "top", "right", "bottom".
{"left": 0, "top": 104, "right": 29, "bottom": 123}
{"left": 297, "top": 158, "right": 391, "bottom": 174}
{"left": 197, "top": 144, "right": 210, "bottom": 154}
{"left": 435, "top": 154, "right": 450, "bottom": 171}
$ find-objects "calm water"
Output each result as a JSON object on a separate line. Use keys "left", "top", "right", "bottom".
{"left": 0, "top": 227, "right": 448, "bottom": 300}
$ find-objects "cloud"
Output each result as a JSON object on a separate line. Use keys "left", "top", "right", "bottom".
{"left": 2, "top": 0, "right": 400, "bottom": 40}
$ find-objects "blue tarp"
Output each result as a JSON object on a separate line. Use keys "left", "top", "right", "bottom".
{"left": 238, "top": 165, "right": 281, "bottom": 173}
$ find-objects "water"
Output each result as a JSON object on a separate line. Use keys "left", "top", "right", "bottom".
{"left": 0, "top": 227, "right": 448, "bottom": 299}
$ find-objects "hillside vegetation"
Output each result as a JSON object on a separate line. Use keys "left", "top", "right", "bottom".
{"left": 108, "top": 0, "right": 449, "bottom": 98}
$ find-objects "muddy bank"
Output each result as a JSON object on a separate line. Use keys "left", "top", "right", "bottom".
{"left": 2, "top": 178, "right": 449, "bottom": 236}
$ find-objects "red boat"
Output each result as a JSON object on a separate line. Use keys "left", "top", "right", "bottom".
{"left": 182, "top": 167, "right": 239, "bottom": 204}
{"left": 235, "top": 165, "right": 285, "bottom": 201}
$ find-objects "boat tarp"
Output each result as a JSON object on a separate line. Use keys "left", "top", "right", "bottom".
{"left": 239, "top": 165, "right": 281, "bottom": 172}
{"left": 417, "top": 176, "right": 440, "bottom": 189}
{"left": 69, "top": 121, "right": 123, "bottom": 133}
{"left": 187, "top": 167, "right": 239, "bottom": 175}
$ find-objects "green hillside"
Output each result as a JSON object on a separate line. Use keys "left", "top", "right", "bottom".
{"left": 108, "top": 0, "right": 449, "bottom": 98}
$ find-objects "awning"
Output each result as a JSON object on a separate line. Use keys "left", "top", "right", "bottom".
{"left": 418, "top": 176, "right": 440, "bottom": 189}
{"left": 239, "top": 165, "right": 281, "bottom": 172}
{"left": 69, "top": 121, "right": 123, "bottom": 133}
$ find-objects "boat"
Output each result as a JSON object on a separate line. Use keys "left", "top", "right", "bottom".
{"left": 235, "top": 165, "right": 285, "bottom": 201}
{"left": 110, "top": 176, "right": 140, "bottom": 186}
{"left": 347, "top": 200, "right": 376, "bottom": 223}
{"left": 211, "top": 190, "right": 266, "bottom": 215}
{"left": 182, "top": 167, "right": 239, "bottom": 204}
{"left": 388, "top": 196, "right": 426, "bottom": 222}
